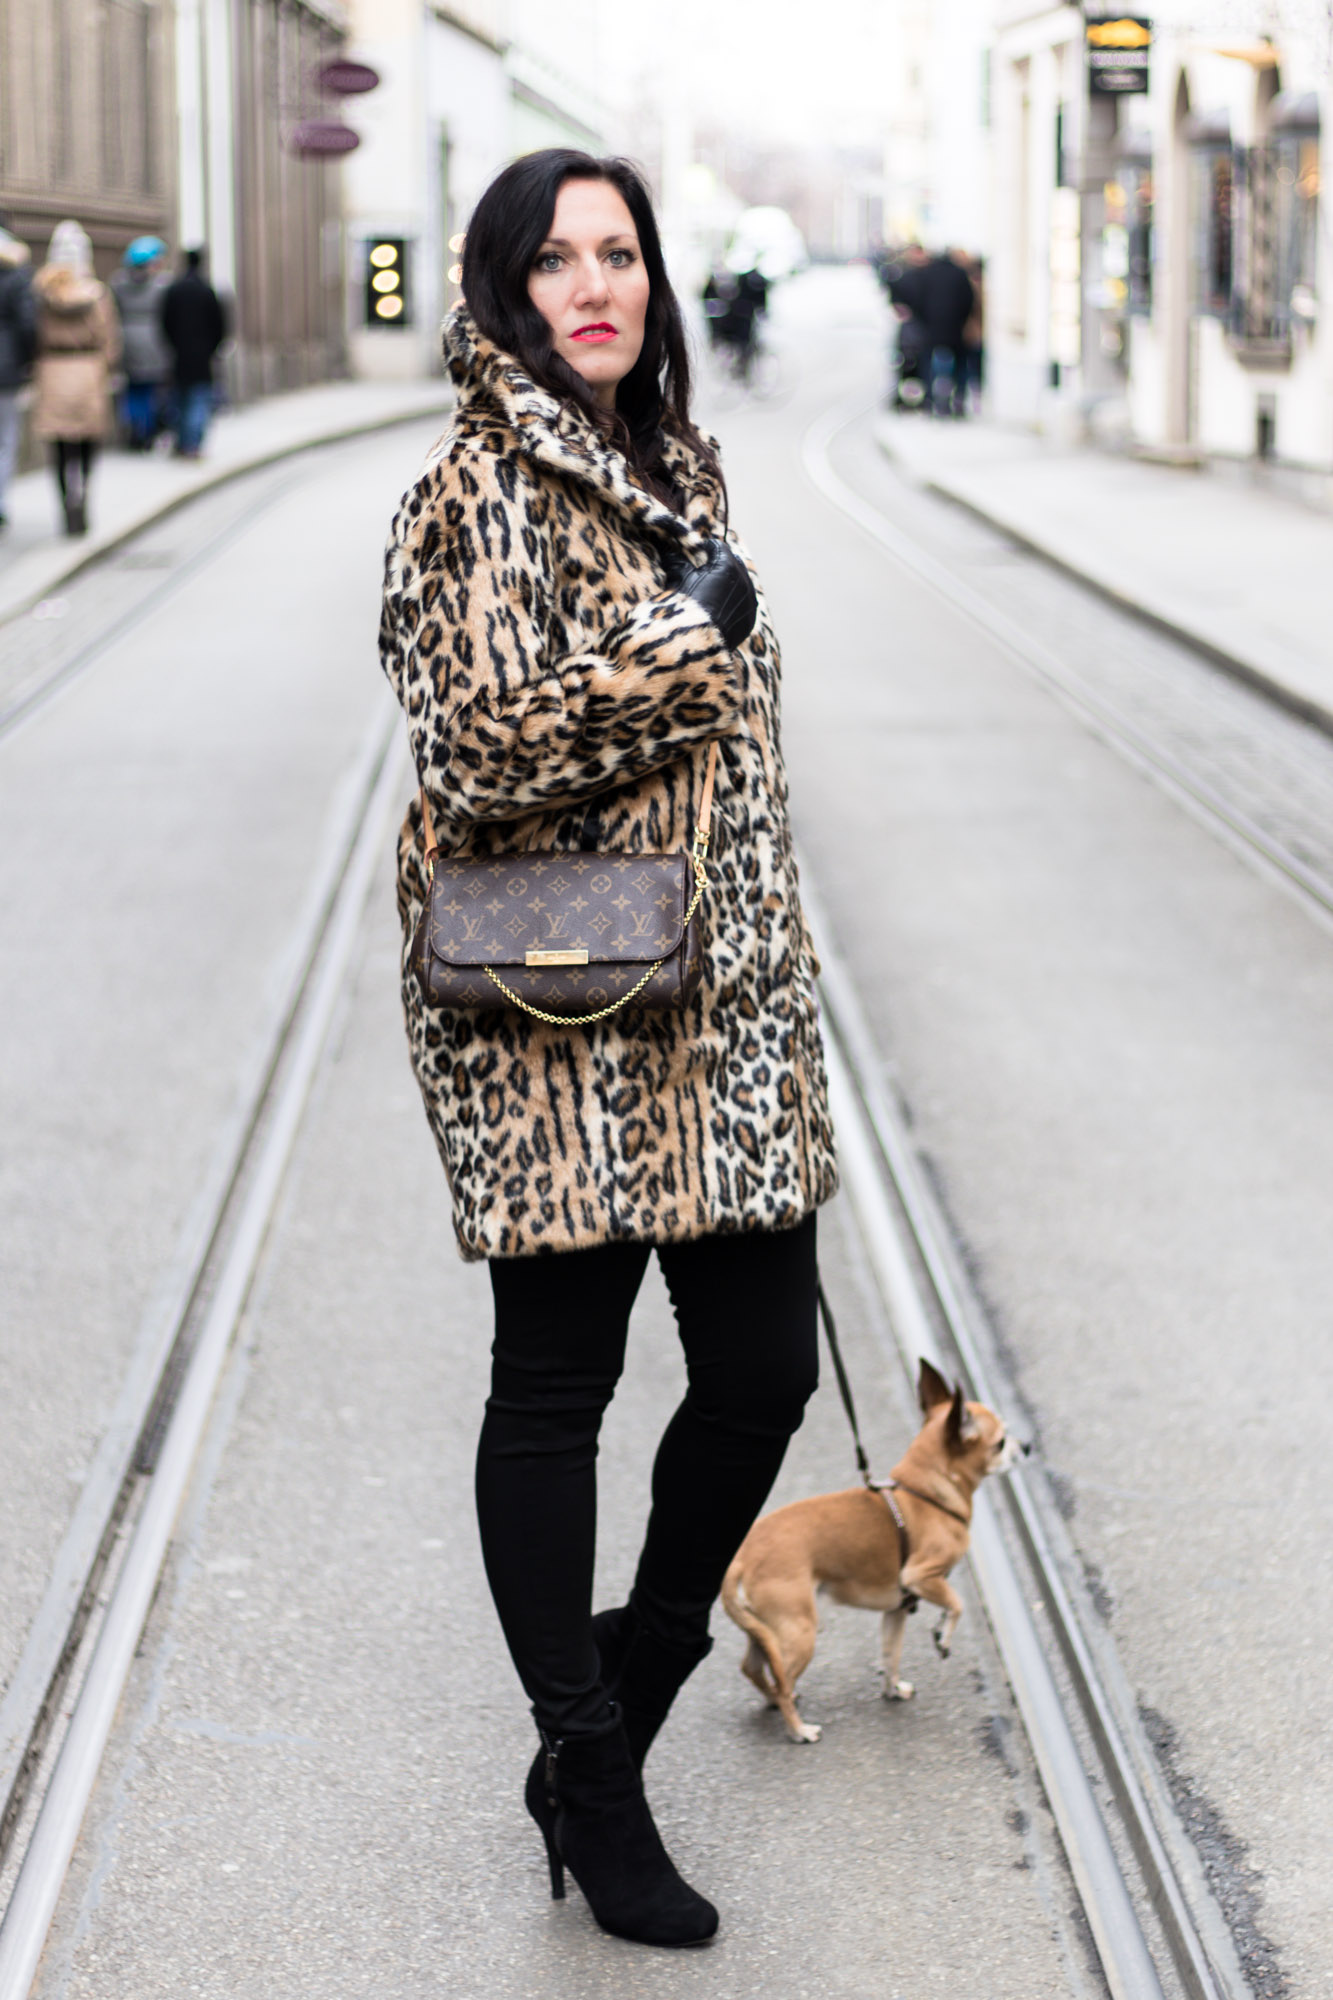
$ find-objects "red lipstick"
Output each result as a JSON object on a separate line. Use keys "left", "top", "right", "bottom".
{"left": 571, "top": 322, "right": 617, "bottom": 343}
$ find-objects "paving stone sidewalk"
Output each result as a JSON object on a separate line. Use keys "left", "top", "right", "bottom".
{"left": 0, "top": 377, "right": 453, "bottom": 626}
{"left": 875, "top": 412, "right": 1333, "bottom": 736}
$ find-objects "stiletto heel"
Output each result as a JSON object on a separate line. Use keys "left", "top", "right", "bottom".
{"left": 543, "top": 1826, "right": 566, "bottom": 1899}
{"left": 523, "top": 1711, "right": 717, "bottom": 1946}
{"left": 526, "top": 1736, "right": 566, "bottom": 1899}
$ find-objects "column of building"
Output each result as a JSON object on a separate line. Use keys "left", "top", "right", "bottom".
{"left": 178, "top": 0, "right": 350, "bottom": 399}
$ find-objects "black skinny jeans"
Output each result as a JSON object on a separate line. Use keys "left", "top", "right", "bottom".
{"left": 50, "top": 440, "right": 96, "bottom": 499}
{"left": 476, "top": 1215, "right": 820, "bottom": 1737}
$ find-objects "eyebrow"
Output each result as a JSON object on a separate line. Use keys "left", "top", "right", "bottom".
{"left": 538, "top": 234, "right": 637, "bottom": 250}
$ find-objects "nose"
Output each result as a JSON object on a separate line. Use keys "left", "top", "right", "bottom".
{"left": 1019, "top": 1440, "right": 1032, "bottom": 1457}
{"left": 572, "top": 254, "right": 608, "bottom": 307}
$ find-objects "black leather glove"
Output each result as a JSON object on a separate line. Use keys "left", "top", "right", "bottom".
{"left": 662, "top": 536, "right": 758, "bottom": 651}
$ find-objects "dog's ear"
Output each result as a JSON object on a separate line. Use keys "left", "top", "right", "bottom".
{"left": 918, "top": 1358, "right": 953, "bottom": 1414}
{"left": 945, "top": 1383, "right": 980, "bottom": 1449}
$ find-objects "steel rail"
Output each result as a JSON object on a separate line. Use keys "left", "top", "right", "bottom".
{"left": 806, "top": 868, "right": 1244, "bottom": 2000}
{"left": 797, "top": 400, "right": 1262, "bottom": 1997}
{"left": 0, "top": 694, "right": 400, "bottom": 1876}
{"left": 0, "top": 402, "right": 452, "bottom": 745}
{"left": 0, "top": 722, "right": 407, "bottom": 1999}
{"left": 0, "top": 468, "right": 307, "bottom": 745}
{"left": 801, "top": 398, "right": 1333, "bottom": 936}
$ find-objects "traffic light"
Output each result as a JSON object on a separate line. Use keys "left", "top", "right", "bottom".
{"left": 365, "top": 238, "right": 410, "bottom": 327}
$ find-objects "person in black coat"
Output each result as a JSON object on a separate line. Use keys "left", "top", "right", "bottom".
{"left": 159, "top": 247, "right": 226, "bottom": 459}
{"left": 894, "top": 251, "right": 975, "bottom": 417}
{"left": 0, "top": 215, "right": 37, "bottom": 529}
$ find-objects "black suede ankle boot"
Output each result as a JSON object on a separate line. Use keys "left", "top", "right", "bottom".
{"left": 591, "top": 1605, "right": 714, "bottom": 1770}
{"left": 524, "top": 1709, "right": 718, "bottom": 1946}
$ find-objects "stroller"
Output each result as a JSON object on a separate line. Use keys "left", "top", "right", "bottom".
{"left": 889, "top": 314, "right": 930, "bottom": 411}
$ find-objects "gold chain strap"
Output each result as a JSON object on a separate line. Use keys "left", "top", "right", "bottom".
{"left": 481, "top": 836, "right": 709, "bottom": 1027}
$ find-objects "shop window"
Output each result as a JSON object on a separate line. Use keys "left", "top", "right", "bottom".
{"left": 1236, "top": 138, "right": 1317, "bottom": 345}
{"left": 1189, "top": 146, "right": 1233, "bottom": 316}
{"left": 1274, "top": 132, "right": 1319, "bottom": 325}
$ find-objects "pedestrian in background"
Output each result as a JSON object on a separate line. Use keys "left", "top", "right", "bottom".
{"left": 0, "top": 213, "right": 37, "bottom": 532}
{"left": 31, "top": 219, "right": 120, "bottom": 538}
{"left": 880, "top": 241, "right": 931, "bottom": 410}
{"left": 111, "top": 236, "right": 170, "bottom": 451}
{"left": 960, "top": 252, "right": 985, "bottom": 412}
{"left": 380, "top": 149, "right": 836, "bottom": 1950}
{"left": 160, "top": 248, "right": 225, "bottom": 459}
{"left": 889, "top": 246, "right": 975, "bottom": 417}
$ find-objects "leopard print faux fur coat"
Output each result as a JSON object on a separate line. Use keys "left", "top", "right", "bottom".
{"left": 379, "top": 306, "right": 837, "bottom": 1260}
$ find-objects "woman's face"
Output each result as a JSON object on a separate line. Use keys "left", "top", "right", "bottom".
{"left": 528, "top": 179, "right": 651, "bottom": 411}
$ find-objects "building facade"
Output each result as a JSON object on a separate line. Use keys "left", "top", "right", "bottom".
{"left": 984, "top": 1, "right": 1330, "bottom": 472}
{"left": 0, "top": 0, "right": 350, "bottom": 403}
{"left": 341, "top": 0, "right": 605, "bottom": 381}
{"left": 0, "top": 0, "right": 176, "bottom": 276}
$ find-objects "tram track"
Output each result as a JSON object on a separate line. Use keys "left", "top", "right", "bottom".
{"left": 793, "top": 397, "right": 1333, "bottom": 1998}
{"left": 0, "top": 697, "right": 405, "bottom": 1996}
{"left": 0, "top": 469, "right": 308, "bottom": 745}
{"left": 806, "top": 873, "right": 1244, "bottom": 2000}
{"left": 803, "top": 398, "right": 1333, "bottom": 939}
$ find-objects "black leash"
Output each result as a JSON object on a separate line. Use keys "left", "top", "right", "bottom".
{"left": 816, "top": 1278, "right": 874, "bottom": 1488}
{"left": 817, "top": 1277, "right": 919, "bottom": 1608}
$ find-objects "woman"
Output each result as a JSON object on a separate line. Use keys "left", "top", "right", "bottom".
{"left": 32, "top": 220, "right": 120, "bottom": 536}
{"left": 379, "top": 151, "right": 837, "bottom": 1947}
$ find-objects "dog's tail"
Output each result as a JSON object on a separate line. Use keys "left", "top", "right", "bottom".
{"left": 721, "top": 1559, "right": 788, "bottom": 1704}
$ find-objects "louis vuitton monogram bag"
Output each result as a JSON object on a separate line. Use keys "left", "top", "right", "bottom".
{"left": 409, "top": 741, "right": 718, "bottom": 1026}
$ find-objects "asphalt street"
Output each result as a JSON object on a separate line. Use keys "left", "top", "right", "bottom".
{"left": 5, "top": 267, "right": 1331, "bottom": 1996}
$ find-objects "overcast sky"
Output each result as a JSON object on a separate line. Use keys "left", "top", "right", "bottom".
{"left": 596, "top": 0, "right": 898, "bottom": 149}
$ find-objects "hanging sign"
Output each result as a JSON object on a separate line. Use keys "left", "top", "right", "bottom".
{"left": 290, "top": 119, "right": 361, "bottom": 157}
{"left": 318, "top": 59, "right": 380, "bottom": 96}
{"left": 1085, "top": 15, "right": 1152, "bottom": 94}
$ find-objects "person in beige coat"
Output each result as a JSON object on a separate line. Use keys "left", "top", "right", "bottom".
{"left": 32, "top": 220, "right": 120, "bottom": 536}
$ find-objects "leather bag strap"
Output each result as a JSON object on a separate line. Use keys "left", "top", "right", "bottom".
{"left": 419, "top": 738, "right": 720, "bottom": 871}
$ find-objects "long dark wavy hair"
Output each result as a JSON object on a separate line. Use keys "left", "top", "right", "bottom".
{"left": 461, "top": 149, "right": 721, "bottom": 512}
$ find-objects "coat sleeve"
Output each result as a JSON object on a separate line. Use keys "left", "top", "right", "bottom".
{"left": 379, "top": 447, "right": 743, "bottom": 830}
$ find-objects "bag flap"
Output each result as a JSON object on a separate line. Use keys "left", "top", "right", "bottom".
{"left": 427, "top": 852, "right": 692, "bottom": 967}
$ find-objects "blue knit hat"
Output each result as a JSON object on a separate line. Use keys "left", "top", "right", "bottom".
{"left": 125, "top": 235, "right": 165, "bottom": 268}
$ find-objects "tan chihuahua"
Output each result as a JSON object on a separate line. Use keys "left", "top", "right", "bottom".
{"left": 721, "top": 1360, "right": 1026, "bottom": 1742}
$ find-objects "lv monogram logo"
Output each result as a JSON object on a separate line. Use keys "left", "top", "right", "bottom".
{"left": 461, "top": 914, "right": 485, "bottom": 942}
{"left": 545, "top": 911, "right": 571, "bottom": 939}
{"left": 628, "top": 912, "right": 654, "bottom": 937}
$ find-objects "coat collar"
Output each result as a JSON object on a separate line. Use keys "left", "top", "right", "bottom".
{"left": 442, "top": 305, "right": 719, "bottom": 557}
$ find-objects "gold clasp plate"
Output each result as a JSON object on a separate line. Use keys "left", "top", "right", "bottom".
{"left": 525, "top": 947, "right": 589, "bottom": 968}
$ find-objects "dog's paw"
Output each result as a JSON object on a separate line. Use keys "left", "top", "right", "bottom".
{"left": 786, "top": 1720, "right": 822, "bottom": 1743}
{"left": 883, "top": 1678, "right": 915, "bottom": 1702}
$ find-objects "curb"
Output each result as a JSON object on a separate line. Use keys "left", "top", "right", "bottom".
{"left": 0, "top": 394, "right": 453, "bottom": 633}
{"left": 874, "top": 428, "right": 1333, "bottom": 744}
